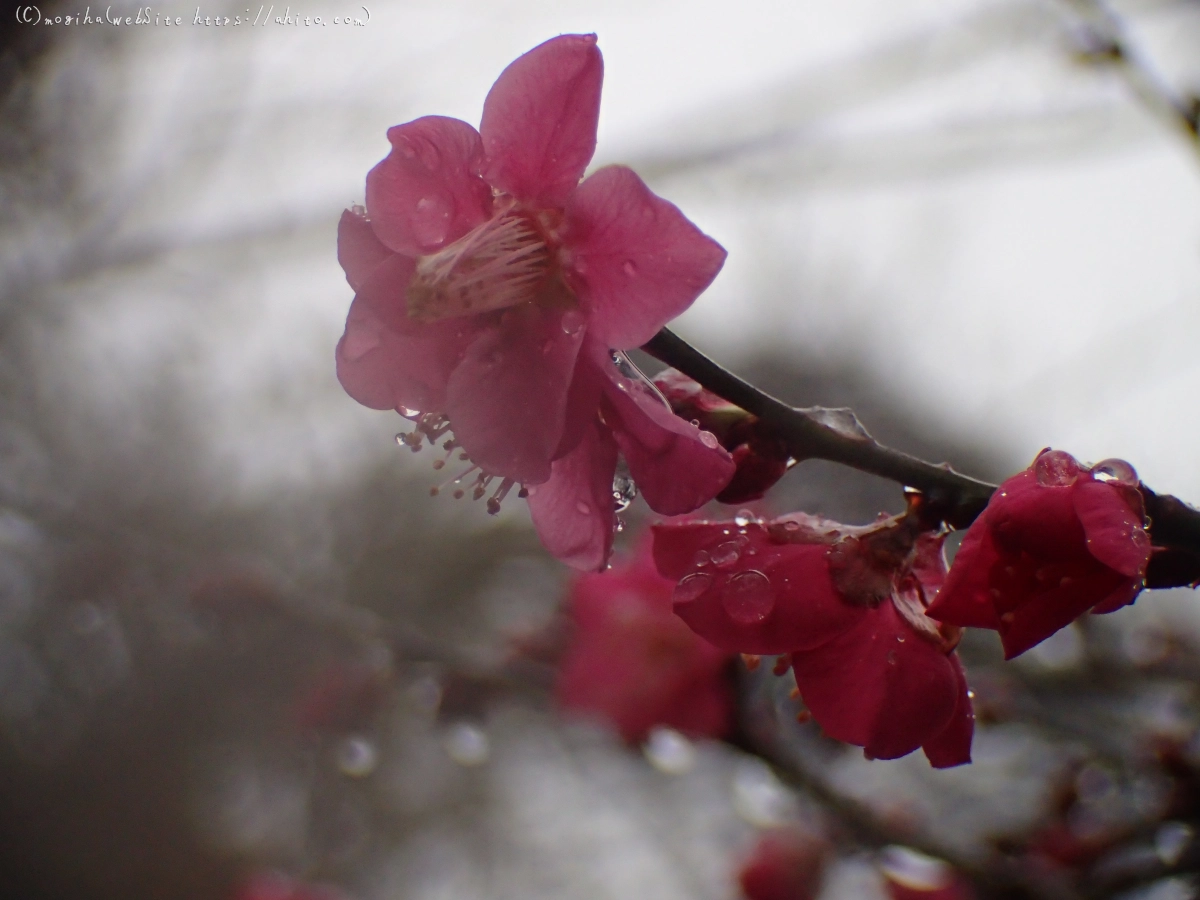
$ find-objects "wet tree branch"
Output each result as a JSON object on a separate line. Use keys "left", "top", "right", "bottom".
{"left": 642, "top": 327, "right": 1200, "bottom": 587}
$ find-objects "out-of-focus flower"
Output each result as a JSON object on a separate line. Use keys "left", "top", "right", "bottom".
{"left": 927, "top": 450, "right": 1151, "bottom": 659}
{"left": 653, "top": 513, "right": 973, "bottom": 767}
{"left": 231, "top": 871, "right": 347, "bottom": 900}
{"left": 336, "top": 34, "right": 733, "bottom": 570}
{"left": 653, "top": 368, "right": 791, "bottom": 504}
{"left": 878, "top": 846, "right": 974, "bottom": 900}
{"left": 737, "top": 828, "right": 831, "bottom": 900}
{"left": 555, "top": 541, "right": 734, "bottom": 744}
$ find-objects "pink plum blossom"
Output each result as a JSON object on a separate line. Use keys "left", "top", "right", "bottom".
{"left": 336, "top": 35, "right": 734, "bottom": 569}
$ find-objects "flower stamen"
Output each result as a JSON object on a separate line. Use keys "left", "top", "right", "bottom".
{"left": 408, "top": 208, "right": 551, "bottom": 322}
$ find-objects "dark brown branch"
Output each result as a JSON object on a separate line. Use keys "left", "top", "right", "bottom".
{"left": 642, "top": 327, "right": 1200, "bottom": 585}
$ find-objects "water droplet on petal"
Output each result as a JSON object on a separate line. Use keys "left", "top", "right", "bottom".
{"left": 1090, "top": 457, "right": 1138, "bottom": 486}
{"left": 575, "top": 500, "right": 591, "bottom": 515}
{"left": 711, "top": 541, "right": 742, "bottom": 568}
{"left": 734, "top": 509, "right": 756, "bottom": 527}
{"left": 1035, "top": 450, "right": 1080, "bottom": 486}
{"left": 698, "top": 430, "right": 719, "bottom": 449}
{"left": 673, "top": 572, "right": 713, "bottom": 604}
{"left": 397, "top": 407, "right": 421, "bottom": 419}
{"left": 693, "top": 550, "right": 711, "bottom": 568}
{"left": 622, "top": 260, "right": 638, "bottom": 277}
{"left": 561, "top": 309, "right": 585, "bottom": 336}
{"left": 721, "top": 570, "right": 775, "bottom": 623}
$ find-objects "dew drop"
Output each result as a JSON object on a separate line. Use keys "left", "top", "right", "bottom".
{"left": 721, "top": 571, "right": 775, "bottom": 624}
{"left": 734, "top": 509, "right": 755, "bottom": 527}
{"left": 622, "top": 260, "right": 638, "bottom": 277}
{"left": 397, "top": 407, "right": 421, "bottom": 419}
{"left": 692, "top": 550, "right": 711, "bottom": 568}
{"left": 1035, "top": 449, "right": 1080, "bottom": 486}
{"left": 575, "top": 500, "right": 591, "bottom": 515}
{"left": 1090, "top": 457, "right": 1138, "bottom": 486}
{"left": 711, "top": 541, "right": 742, "bottom": 568}
{"left": 561, "top": 309, "right": 585, "bottom": 336}
{"left": 674, "top": 572, "right": 713, "bottom": 604}
{"left": 698, "top": 430, "right": 719, "bottom": 449}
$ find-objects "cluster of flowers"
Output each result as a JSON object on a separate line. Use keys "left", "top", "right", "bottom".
{"left": 335, "top": 34, "right": 1157, "bottom": 769}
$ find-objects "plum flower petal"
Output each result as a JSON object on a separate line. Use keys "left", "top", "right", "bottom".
{"left": 791, "top": 601, "right": 960, "bottom": 762}
{"left": 444, "top": 303, "right": 585, "bottom": 485}
{"left": 602, "top": 360, "right": 736, "bottom": 516}
{"left": 336, "top": 255, "right": 480, "bottom": 412}
{"left": 479, "top": 34, "right": 603, "bottom": 208}
{"left": 927, "top": 449, "right": 1151, "bottom": 659}
{"left": 653, "top": 521, "right": 859, "bottom": 655}
{"left": 1073, "top": 480, "right": 1152, "bottom": 576}
{"left": 921, "top": 656, "right": 975, "bottom": 768}
{"left": 563, "top": 165, "right": 727, "bottom": 348}
{"left": 527, "top": 419, "right": 617, "bottom": 572}
{"left": 337, "top": 208, "right": 393, "bottom": 290}
{"left": 365, "top": 116, "right": 493, "bottom": 258}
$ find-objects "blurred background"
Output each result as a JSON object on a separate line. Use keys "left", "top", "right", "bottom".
{"left": 1, "top": 0, "right": 1199, "bottom": 898}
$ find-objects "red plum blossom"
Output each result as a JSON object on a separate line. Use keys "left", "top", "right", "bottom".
{"left": 653, "top": 512, "right": 974, "bottom": 767}
{"left": 926, "top": 449, "right": 1151, "bottom": 659}
{"left": 336, "top": 35, "right": 734, "bottom": 570}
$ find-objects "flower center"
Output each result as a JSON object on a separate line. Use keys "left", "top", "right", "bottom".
{"left": 407, "top": 207, "right": 552, "bottom": 322}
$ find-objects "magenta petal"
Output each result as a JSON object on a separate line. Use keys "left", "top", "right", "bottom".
{"left": 336, "top": 255, "right": 478, "bottom": 412}
{"left": 922, "top": 655, "right": 974, "bottom": 768}
{"left": 563, "top": 166, "right": 727, "bottom": 348}
{"left": 337, "top": 208, "right": 394, "bottom": 290}
{"left": 1090, "top": 577, "right": 1143, "bottom": 615}
{"left": 479, "top": 34, "right": 603, "bottom": 208}
{"left": 1074, "top": 480, "right": 1151, "bottom": 577}
{"left": 553, "top": 340, "right": 607, "bottom": 460}
{"left": 365, "top": 116, "right": 493, "bottom": 257}
{"left": 602, "top": 366, "right": 734, "bottom": 516}
{"left": 655, "top": 524, "right": 860, "bottom": 655}
{"left": 444, "top": 304, "right": 584, "bottom": 485}
{"left": 925, "top": 525, "right": 1003, "bottom": 630}
{"left": 792, "top": 605, "right": 958, "bottom": 760}
{"left": 527, "top": 419, "right": 617, "bottom": 571}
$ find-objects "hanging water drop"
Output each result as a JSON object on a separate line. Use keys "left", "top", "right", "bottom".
{"left": 612, "top": 464, "right": 637, "bottom": 513}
